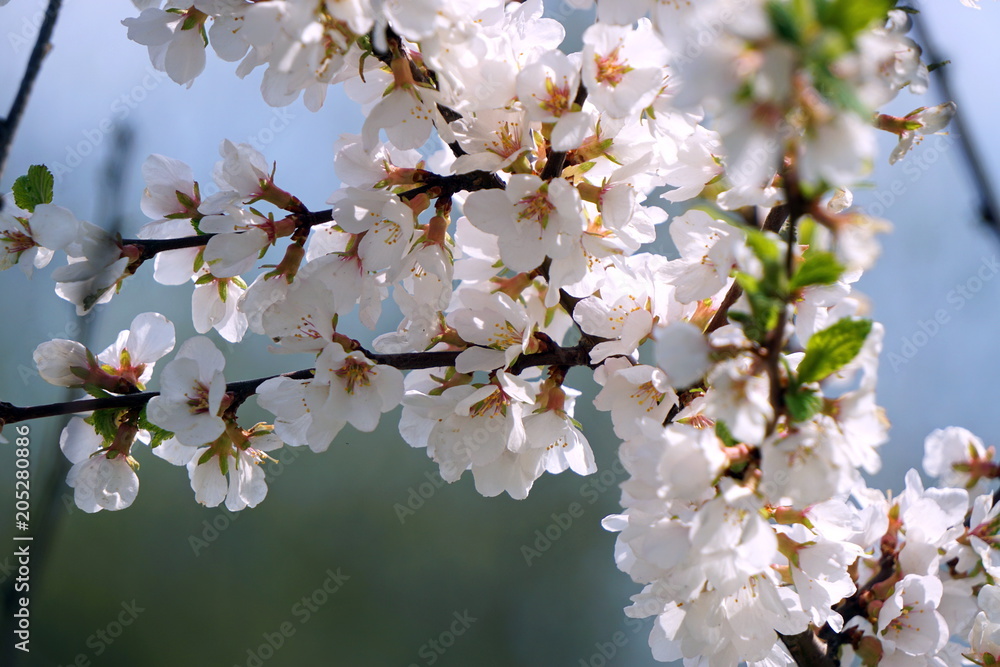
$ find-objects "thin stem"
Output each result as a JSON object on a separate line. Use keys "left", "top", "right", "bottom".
{"left": 539, "top": 84, "right": 589, "bottom": 181}
{"left": 0, "top": 343, "right": 597, "bottom": 428}
{"left": 910, "top": 3, "right": 1000, "bottom": 238}
{"left": 121, "top": 170, "right": 505, "bottom": 260}
{"left": 0, "top": 0, "right": 63, "bottom": 186}
{"left": 779, "top": 629, "right": 839, "bottom": 667}
{"left": 705, "top": 204, "right": 789, "bottom": 334}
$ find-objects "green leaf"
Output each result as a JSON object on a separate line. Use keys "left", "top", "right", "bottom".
{"left": 785, "top": 386, "right": 824, "bottom": 422}
{"left": 767, "top": 0, "right": 804, "bottom": 44}
{"left": 715, "top": 420, "right": 739, "bottom": 447}
{"left": 733, "top": 271, "right": 783, "bottom": 344}
{"left": 138, "top": 411, "right": 175, "bottom": 448}
{"left": 811, "top": 64, "right": 868, "bottom": 115}
{"left": 744, "top": 229, "right": 781, "bottom": 264}
{"left": 821, "top": 0, "right": 895, "bottom": 39}
{"left": 86, "top": 408, "right": 122, "bottom": 445}
{"left": 790, "top": 252, "right": 844, "bottom": 291}
{"left": 12, "top": 165, "right": 54, "bottom": 213}
{"left": 797, "top": 318, "right": 873, "bottom": 383}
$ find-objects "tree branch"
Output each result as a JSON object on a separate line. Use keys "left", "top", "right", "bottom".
{"left": 121, "top": 170, "right": 505, "bottom": 261}
{"left": 539, "top": 84, "right": 589, "bottom": 182}
{"left": 0, "top": 0, "right": 63, "bottom": 187}
{"left": 779, "top": 629, "right": 838, "bottom": 667}
{"left": 0, "top": 342, "right": 597, "bottom": 427}
{"left": 705, "top": 204, "right": 789, "bottom": 334}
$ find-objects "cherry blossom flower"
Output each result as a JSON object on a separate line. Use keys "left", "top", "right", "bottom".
{"left": 581, "top": 20, "right": 668, "bottom": 119}
{"left": 448, "top": 289, "right": 536, "bottom": 373}
{"left": 923, "top": 426, "right": 993, "bottom": 494}
{"left": 34, "top": 312, "right": 175, "bottom": 392}
{"left": 186, "top": 430, "right": 283, "bottom": 511}
{"left": 463, "top": 174, "right": 585, "bottom": 274}
{"left": 257, "top": 343, "right": 404, "bottom": 452}
{"left": 660, "top": 209, "right": 741, "bottom": 304}
{"left": 400, "top": 370, "right": 535, "bottom": 488}
{"left": 146, "top": 336, "right": 228, "bottom": 447}
{"left": 60, "top": 417, "right": 140, "bottom": 513}
{"left": 593, "top": 358, "right": 677, "bottom": 440}
{"left": 877, "top": 574, "right": 949, "bottom": 658}
{"left": 0, "top": 201, "right": 61, "bottom": 276}
{"left": 122, "top": 6, "right": 208, "bottom": 87}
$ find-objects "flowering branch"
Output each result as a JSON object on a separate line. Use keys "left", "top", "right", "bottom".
{"left": 6, "top": 2, "right": 995, "bottom": 665}
{"left": 0, "top": 341, "right": 596, "bottom": 427}
{"left": 119, "top": 169, "right": 505, "bottom": 261}
{"left": 704, "top": 203, "right": 790, "bottom": 334}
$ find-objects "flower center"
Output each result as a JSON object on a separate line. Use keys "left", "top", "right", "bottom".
{"left": 538, "top": 77, "right": 572, "bottom": 117}
{"left": 186, "top": 380, "right": 212, "bottom": 415}
{"left": 335, "top": 358, "right": 372, "bottom": 394}
{"left": 630, "top": 381, "right": 666, "bottom": 413}
{"left": 516, "top": 191, "right": 554, "bottom": 228}
{"left": 492, "top": 122, "right": 522, "bottom": 157}
{"left": 594, "top": 46, "right": 631, "bottom": 87}
{"left": 486, "top": 321, "right": 523, "bottom": 350}
{"left": 2, "top": 230, "right": 35, "bottom": 256}
{"left": 469, "top": 387, "right": 509, "bottom": 418}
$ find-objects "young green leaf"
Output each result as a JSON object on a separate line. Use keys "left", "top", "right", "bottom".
{"left": 138, "top": 410, "right": 175, "bottom": 449}
{"left": 715, "top": 420, "right": 740, "bottom": 447}
{"left": 797, "top": 318, "right": 873, "bottom": 383}
{"left": 86, "top": 408, "right": 123, "bottom": 445}
{"left": 790, "top": 251, "right": 844, "bottom": 291}
{"left": 821, "top": 0, "right": 896, "bottom": 40}
{"left": 12, "top": 165, "right": 55, "bottom": 213}
{"left": 785, "top": 386, "right": 824, "bottom": 422}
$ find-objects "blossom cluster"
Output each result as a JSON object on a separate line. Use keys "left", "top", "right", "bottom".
{"left": 4, "top": 0, "right": 998, "bottom": 664}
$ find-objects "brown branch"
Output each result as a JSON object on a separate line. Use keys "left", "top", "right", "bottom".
{"left": 0, "top": 0, "right": 63, "bottom": 186}
{"left": 779, "top": 629, "right": 838, "bottom": 667}
{"left": 0, "top": 343, "right": 597, "bottom": 427}
{"left": 121, "top": 170, "right": 505, "bottom": 261}
{"left": 705, "top": 204, "right": 789, "bottom": 334}
{"left": 539, "top": 84, "right": 589, "bottom": 181}
{"left": 123, "top": 208, "right": 335, "bottom": 261}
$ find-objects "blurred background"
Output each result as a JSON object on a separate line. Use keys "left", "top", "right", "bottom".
{"left": 0, "top": 1, "right": 998, "bottom": 665}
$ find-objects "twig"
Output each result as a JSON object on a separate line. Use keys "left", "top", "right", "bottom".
{"left": 539, "top": 84, "right": 589, "bottom": 181}
{"left": 704, "top": 204, "right": 789, "bottom": 334}
{"left": 122, "top": 169, "right": 505, "bottom": 261}
{"left": 910, "top": 3, "right": 1000, "bottom": 237}
{"left": 0, "top": 0, "right": 63, "bottom": 187}
{"left": 779, "top": 630, "right": 838, "bottom": 667}
{"left": 0, "top": 342, "right": 597, "bottom": 427}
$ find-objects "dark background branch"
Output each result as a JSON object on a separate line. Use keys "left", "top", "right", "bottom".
{"left": 0, "top": 0, "right": 63, "bottom": 189}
